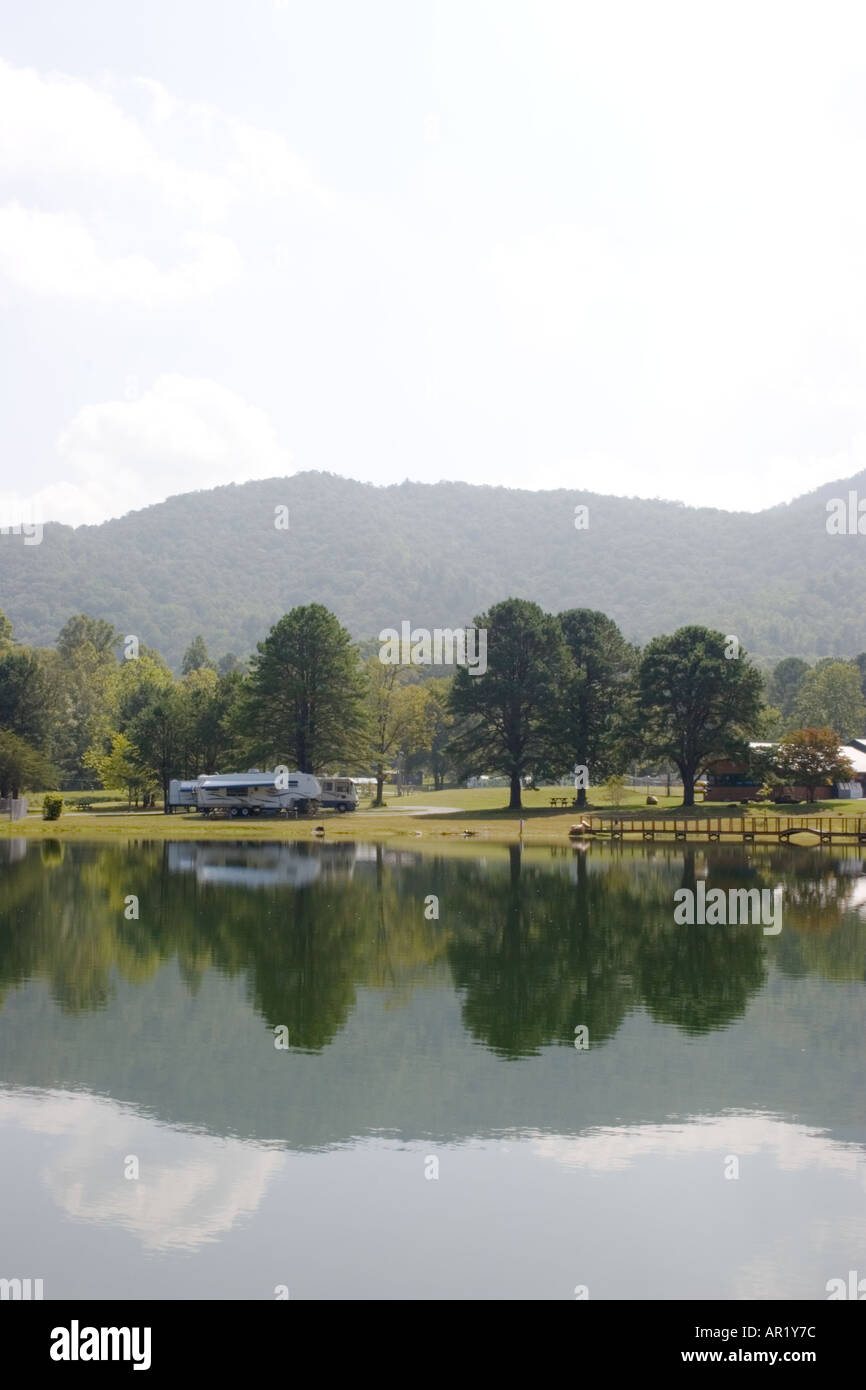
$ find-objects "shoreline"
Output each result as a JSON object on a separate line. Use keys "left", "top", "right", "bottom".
{"left": 3, "top": 803, "right": 861, "bottom": 848}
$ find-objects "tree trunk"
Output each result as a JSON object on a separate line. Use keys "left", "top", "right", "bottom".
{"left": 681, "top": 767, "right": 695, "bottom": 807}
{"left": 509, "top": 770, "right": 522, "bottom": 810}
{"left": 374, "top": 762, "right": 385, "bottom": 807}
{"left": 576, "top": 785, "right": 587, "bottom": 808}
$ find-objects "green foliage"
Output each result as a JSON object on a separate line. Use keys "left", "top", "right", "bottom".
{"left": 244, "top": 604, "right": 368, "bottom": 772}
{"left": 3, "top": 580, "right": 863, "bottom": 812}
{"left": 422, "top": 677, "right": 456, "bottom": 790}
{"left": 6, "top": 470, "right": 866, "bottom": 669}
{"left": 754, "top": 704, "right": 784, "bottom": 740}
{"left": 47, "top": 618, "right": 121, "bottom": 786}
{"left": 639, "top": 626, "right": 764, "bottom": 805}
{"left": 83, "top": 731, "right": 153, "bottom": 805}
{"left": 181, "top": 635, "right": 214, "bottom": 675}
{"left": 0, "top": 731, "right": 57, "bottom": 798}
{"left": 449, "top": 598, "right": 570, "bottom": 808}
{"left": 0, "top": 647, "right": 56, "bottom": 746}
{"left": 557, "top": 608, "right": 638, "bottom": 804}
{"left": 769, "top": 656, "right": 809, "bottom": 719}
{"left": 42, "top": 794, "right": 63, "bottom": 820}
{"left": 56, "top": 614, "right": 120, "bottom": 661}
{"left": 216, "top": 651, "right": 245, "bottom": 677}
{"left": 602, "top": 774, "right": 628, "bottom": 806}
{"left": 364, "top": 659, "right": 435, "bottom": 802}
{"left": 126, "top": 687, "right": 185, "bottom": 805}
{"left": 793, "top": 661, "right": 866, "bottom": 740}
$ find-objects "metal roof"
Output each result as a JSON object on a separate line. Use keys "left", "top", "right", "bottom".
{"left": 198, "top": 773, "right": 294, "bottom": 788}
{"left": 842, "top": 744, "right": 866, "bottom": 774}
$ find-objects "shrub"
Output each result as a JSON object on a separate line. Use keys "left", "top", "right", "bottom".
{"left": 603, "top": 774, "right": 628, "bottom": 806}
{"left": 42, "top": 794, "right": 63, "bottom": 820}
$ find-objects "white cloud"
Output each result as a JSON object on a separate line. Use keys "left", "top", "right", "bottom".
{"left": 227, "top": 120, "right": 332, "bottom": 205}
{"left": 6, "top": 12, "right": 866, "bottom": 513}
{"left": 487, "top": 225, "right": 623, "bottom": 348}
{"left": 0, "top": 59, "right": 232, "bottom": 223}
{"left": 534, "top": 1114, "right": 866, "bottom": 1179}
{"left": 0, "top": 1087, "right": 283, "bottom": 1252}
{"left": 0, "top": 59, "right": 329, "bottom": 309}
{"left": 0, "top": 376, "right": 291, "bottom": 526}
{"left": 0, "top": 206, "right": 241, "bottom": 304}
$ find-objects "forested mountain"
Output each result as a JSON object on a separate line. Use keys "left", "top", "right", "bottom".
{"left": 1, "top": 469, "right": 863, "bottom": 668}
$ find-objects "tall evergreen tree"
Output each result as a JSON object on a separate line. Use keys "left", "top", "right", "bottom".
{"left": 769, "top": 656, "right": 810, "bottom": 720}
{"left": 244, "top": 605, "right": 367, "bottom": 772}
{"left": 449, "top": 598, "right": 568, "bottom": 809}
{"left": 182, "top": 635, "right": 214, "bottom": 675}
{"left": 557, "top": 609, "right": 638, "bottom": 807}
{"left": 639, "top": 626, "right": 763, "bottom": 806}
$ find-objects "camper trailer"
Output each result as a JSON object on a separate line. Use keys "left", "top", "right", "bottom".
{"left": 167, "top": 779, "right": 199, "bottom": 811}
{"left": 175, "top": 769, "right": 321, "bottom": 817}
{"left": 167, "top": 842, "right": 323, "bottom": 887}
{"left": 317, "top": 776, "right": 359, "bottom": 811}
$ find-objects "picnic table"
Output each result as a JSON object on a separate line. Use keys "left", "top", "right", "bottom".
{"left": 549, "top": 796, "right": 573, "bottom": 807}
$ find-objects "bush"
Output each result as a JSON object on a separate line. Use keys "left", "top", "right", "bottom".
{"left": 603, "top": 775, "right": 628, "bottom": 806}
{"left": 42, "top": 794, "right": 63, "bottom": 820}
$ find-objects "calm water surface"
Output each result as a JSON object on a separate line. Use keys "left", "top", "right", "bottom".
{"left": 0, "top": 837, "right": 863, "bottom": 1300}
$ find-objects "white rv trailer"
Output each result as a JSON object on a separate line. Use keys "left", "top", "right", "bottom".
{"left": 317, "top": 776, "right": 359, "bottom": 811}
{"left": 168, "top": 779, "right": 199, "bottom": 810}
{"left": 192, "top": 769, "right": 321, "bottom": 817}
{"left": 167, "top": 842, "right": 322, "bottom": 887}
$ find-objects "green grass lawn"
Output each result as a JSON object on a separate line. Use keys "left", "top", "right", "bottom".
{"left": 372, "top": 785, "right": 866, "bottom": 818}
{"left": 5, "top": 784, "right": 863, "bottom": 844}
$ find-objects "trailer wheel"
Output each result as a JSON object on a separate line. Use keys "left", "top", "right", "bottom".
{"left": 241, "top": 807, "right": 250, "bottom": 817}
{"left": 230, "top": 807, "right": 240, "bottom": 818}
{"left": 337, "top": 803, "right": 347, "bottom": 812}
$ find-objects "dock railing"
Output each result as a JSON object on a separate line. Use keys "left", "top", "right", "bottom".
{"left": 576, "top": 815, "right": 866, "bottom": 842}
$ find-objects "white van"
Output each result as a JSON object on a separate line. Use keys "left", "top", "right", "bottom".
{"left": 318, "top": 776, "right": 358, "bottom": 812}
{"left": 193, "top": 770, "right": 321, "bottom": 817}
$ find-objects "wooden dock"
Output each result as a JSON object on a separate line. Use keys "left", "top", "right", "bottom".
{"left": 574, "top": 815, "right": 866, "bottom": 844}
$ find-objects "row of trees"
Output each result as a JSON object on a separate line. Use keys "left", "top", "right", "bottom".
{"left": 0, "top": 600, "right": 860, "bottom": 809}
{"left": 0, "top": 606, "right": 458, "bottom": 805}
{"left": 767, "top": 655, "right": 866, "bottom": 737}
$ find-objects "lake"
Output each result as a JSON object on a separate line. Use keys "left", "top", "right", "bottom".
{"left": 0, "top": 836, "right": 863, "bottom": 1300}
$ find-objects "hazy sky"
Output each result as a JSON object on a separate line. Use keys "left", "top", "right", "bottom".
{"left": 3, "top": 0, "right": 866, "bottom": 526}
